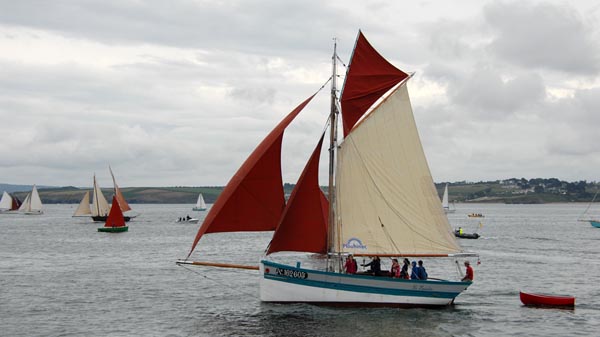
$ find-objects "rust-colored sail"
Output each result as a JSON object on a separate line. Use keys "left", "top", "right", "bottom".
{"left": 187, "top": 94, "right": 315, "bottom": 257}
{"left": 340, "top": 31, "right": 408, "bottom": 136}
{"left": 104, "top": 196, "right": 126, "bottom": 228}
{"left": 109, "top": 166, "right": 131, "bottom": 212}
{"left": 266, "top": 135, "right": 328, "bottom": 255}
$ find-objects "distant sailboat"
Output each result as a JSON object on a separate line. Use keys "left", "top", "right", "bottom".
{"left": 91, "top": 169, "right": 134, "bottom": 222}
{"left": 72, "top": 191, "right": 92, "bottom": 217}
{"left": 578, "top": 191, "right": 600, "bottom": 228}
{"left": 18, "top": 185, "right": 43, "bottom": 215}
{"left": 0, "top": 191, "right": 20, "bottom": 213}
{"left": 192, "top": 193, "right": 207, "bottom": 211}
{"left": 98, "top": 196, "right": 128, "bottom": 232}
{"left": 442, "top": 184, "right": 456, "bottom": 213}
{"left": 178, "top": 31, "right": 476, "bottom": 307}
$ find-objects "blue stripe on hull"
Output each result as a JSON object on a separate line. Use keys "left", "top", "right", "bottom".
{"left": 261, "top": 260, "right": 469, "bottom": 300}
{"left": 591, "top": 220, "right": 600, "bottom": 228}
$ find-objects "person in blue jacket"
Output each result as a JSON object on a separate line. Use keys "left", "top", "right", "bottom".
{"left": 416, "top": 260, "right": 428, "bottom": 280}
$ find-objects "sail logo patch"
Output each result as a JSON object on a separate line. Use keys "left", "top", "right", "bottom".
{"left": 343, "top": 237, "right": 367, "bottom": 250}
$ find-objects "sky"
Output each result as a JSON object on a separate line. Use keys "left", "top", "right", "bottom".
{"left": 1, "top": 0, "right": 600, "bottom": 188}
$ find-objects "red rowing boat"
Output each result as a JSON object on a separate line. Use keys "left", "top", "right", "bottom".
{"left": 520, "top": 291, "right": 575, "bottom": 307}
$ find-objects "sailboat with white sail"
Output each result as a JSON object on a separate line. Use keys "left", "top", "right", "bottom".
{"left": 18, "top": 185, "right": 43, "bottom": 215}
{"left": 442, "top": 183, "right": 456, "bottom": 213}
{"left": 178, "top": 31, "right": 476, "bottom": 307}
{"left": 72, "top": 191, "right": 92, "bottom": 217}
{"left": 91, "top": 168, "right": 135, "bottom": 222}
{"left": 192, "top": 193, "right": 207, "bottom": 211}
{"left": 0, "top": 191, "right": 21, "bottom": 213}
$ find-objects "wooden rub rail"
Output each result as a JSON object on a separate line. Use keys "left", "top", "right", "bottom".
{"left": 176, "top": 260, "right": 259, "bottom": 270}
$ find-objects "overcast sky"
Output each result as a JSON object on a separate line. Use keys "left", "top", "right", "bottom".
{"left": 1, "top": 0, "right": 600, "bottom": 188}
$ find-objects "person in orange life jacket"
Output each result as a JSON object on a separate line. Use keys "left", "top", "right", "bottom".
{"left": 344, "top": 255, "right": 358, "bottom": 274}
{"left": 461, "top": 261, "right": 474, "bottom": 282}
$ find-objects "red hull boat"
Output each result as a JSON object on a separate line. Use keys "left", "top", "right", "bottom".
{"left": 520, "top": 291, "right": 575, "bottom": 307}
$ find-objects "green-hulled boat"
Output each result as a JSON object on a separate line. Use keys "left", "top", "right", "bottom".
{"left": 98, "top": 196, "right": 128, "bottom": 233}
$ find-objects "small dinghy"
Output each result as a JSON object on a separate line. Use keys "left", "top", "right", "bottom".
{"left": 454, "top": 229, "right": 479, "bottom": 239}
{"left": 520, "top": 291, "right": 575, "bottom": 308}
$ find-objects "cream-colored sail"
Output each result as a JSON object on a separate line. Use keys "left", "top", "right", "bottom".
{"left": 442, "top": 184, "right": 449, "bottom": 209}
{"left": 92, "top": 175, "right": 110, "bottom": 217}
{"left": 18, "top": 193, "right": 30, "bottom": 211}
{"left": 73, "top": 191, "right": 92, "bottom": 217}
{"left": 29, "top": 185, "right": 43, "bottom": 212}
{"left": 0, "top": 191, "right": 12, "bottom": 210}
{"left": 335, "top": 83, "right": 462, "bottom": 256}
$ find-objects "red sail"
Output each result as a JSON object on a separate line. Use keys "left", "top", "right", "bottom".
{"left": 187, "top": 94, "right": 316, "bottom": 257}
{"left": 340, "top": 31, "right": 408, "bottom": 136}
{"left": 266, "top": 135, "right": 328, "bottom": 255}
{"left": 104, "top": 196, "right": 126, "bottom": 228}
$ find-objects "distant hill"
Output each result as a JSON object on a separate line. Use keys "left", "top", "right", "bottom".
{"left": 4, "top": 178, "right": 599, "bottom": 204}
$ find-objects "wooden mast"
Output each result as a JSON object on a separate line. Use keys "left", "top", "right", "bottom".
{"left": 327, "top": 38, "right": 338, "bottom": 271}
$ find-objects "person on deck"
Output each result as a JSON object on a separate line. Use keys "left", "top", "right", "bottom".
{"left": 390, "top": 259, "right": 401, "bottom": 278}
{"left": 416, "top": 260, "right": 428, "bottom": 280}
{"left": 410, "top": 261, "right": 420, "bottom": 279}
{"left": 361, "top": 256, "right": 382, "bottom": 276}
{"left": 461, "top": 261, "right": 474, "bottom": 282}
{"left": 458, "top": 227, "right": 464, "bottom": 235}
{"left": 400, "top": 258, "right": 410, "bottom": 279}
{"left": 344, "top": 255, "right": 358, "bottom": 274}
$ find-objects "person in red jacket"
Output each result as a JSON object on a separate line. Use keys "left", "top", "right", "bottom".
{"left": 461, "top": 261, "right": 474, "bottom": 282}
{"left": 344, "top": 255, "right": 358, "bottom": 274}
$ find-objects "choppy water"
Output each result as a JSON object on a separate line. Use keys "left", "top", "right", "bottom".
{"left": 1, "top": 203, "right": 600, "bottom": 336}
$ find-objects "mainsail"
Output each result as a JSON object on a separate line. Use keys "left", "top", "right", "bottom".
{"left": 442, "top": 184, "right": 450, "bottom": 209}
{"left": 92, "top": 175, "right": 110, "bottom": 217}
{"left": 0, "top": 191, "right": 12, "bottom": 210}
{"left": 335, "top": 83, "right": 461, "bottom": 256}
{"left": 187, "top": 94, "right": 316, "bottom": 257}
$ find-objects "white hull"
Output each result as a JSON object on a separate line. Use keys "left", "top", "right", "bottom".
{"left": 259, "top": 261, "right": 470, "bottom": 307}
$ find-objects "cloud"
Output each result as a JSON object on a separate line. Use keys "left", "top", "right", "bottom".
{"left": 484, "top": 1, "right": 600, "bottom": 75}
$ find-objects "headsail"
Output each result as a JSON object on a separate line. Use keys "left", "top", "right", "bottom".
{"left": 73, "top": 191, "right": 92, "bottom": 217}
{"left": 109, "top": 166, "right": 131, "bottom": 212}
{"left": 187, "top": 94, "right": 316, "bottom": 257}
{"left": 340, "top": 31, "right": 408, "bottom": 136}
{"left": 266, "top": 135, "right": 328, "bottom": 255}
{"left": 336, "top": 83, "right": 462, "bottom": 256}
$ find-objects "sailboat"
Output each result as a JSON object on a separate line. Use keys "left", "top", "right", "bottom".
{"left": 18, "top": 185, "right": 43, "bottom": 215}
{"left": 178, "top": 31, "right": 476, "bottom": 307}
{"left": 192, "top": 193, "right": 207, "bottom": 211}
{"left": 0, "top": 191, "right": 21, "bottom": 213}
{"left": 442, "top": 183, "right": 456, "bottom": 213}
{"left": 72, "top": 191, "right": 92, "bottom": 217}
{"left": 578, "top": 191, "right": 600, "bottom": 228}
{"left": 98, "top": 196, "right": 128, "bottom": 232}
{"left": 91, "top": 169, "right": 135, "bottom": 222}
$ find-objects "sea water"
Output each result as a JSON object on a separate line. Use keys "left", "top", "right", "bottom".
{"left": 1, "top": 203, "right": 599, "bottom": 336}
